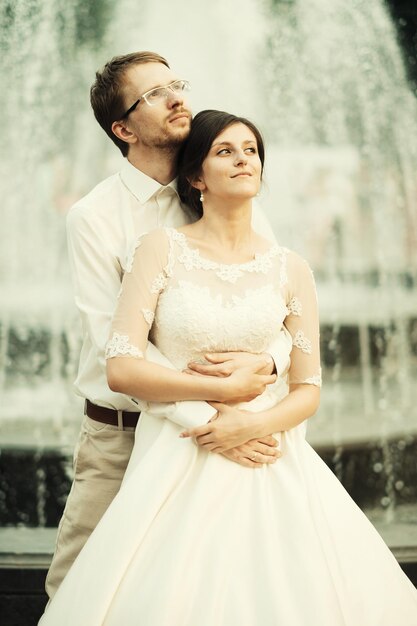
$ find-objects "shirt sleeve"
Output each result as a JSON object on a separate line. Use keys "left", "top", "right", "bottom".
{"left": 67, "top": 205, "right": 124, "bottom": 378}
{"left": 267, "top": 328, "right": 292, "bottom": 377}
{"left": 283, "top": 252, "right": 322, "bottom": 387}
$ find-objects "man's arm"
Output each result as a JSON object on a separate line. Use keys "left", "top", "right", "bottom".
{"left": 67, "top": 206, "right": 218, "bottom": 428}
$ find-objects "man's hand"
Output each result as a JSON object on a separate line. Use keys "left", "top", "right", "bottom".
{"left": 221, "top": 436, "right": 281, "bottom": 468}
{"left": 184, "top": 356, "right": 277, "bottom": 404}
{"left": 186, "top": 351, "right": 276, "bottom": 378}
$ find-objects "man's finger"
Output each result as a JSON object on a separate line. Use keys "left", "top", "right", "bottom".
{"left": 260, "top": 373, "right": 277, "bottom": 385}
{"left": 196, "top": 434, "right": 216, "bottom": 446}
{"left": 187, "top": 362, "right": 227, "bottom": 377}
{"left": 257, "top": 436, "right": 278, "bottom": 447}
{"left": 207, "top": 401, "right": 226, "bottom": 412}
{"left": 256, "top": 443, "right": 281, "bottom": 457}
{"left": 252, "top": 453, "right": 278, "bottom": 464}
{"left": 222, "top": 452, "right": 254, "bottom": 468}
{"left": 204, "top": 353, "right": 232, "bottom": 364}
{"left": 182, "top": 367, "right": 206, "bottom": 377}
{"left": 179, "top": 424, "right": 211, "bottom": 438}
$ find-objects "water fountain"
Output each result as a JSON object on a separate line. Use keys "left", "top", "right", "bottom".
{"left": 259, "top": 0, "right": 417, "bottom": 523}
{"left": 0, "top": 0, "right": 416, "bottom": 572}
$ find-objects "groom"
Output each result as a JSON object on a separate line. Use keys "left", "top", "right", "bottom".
{"left": 46, "top": 51, "right": 291, "bottom": 598}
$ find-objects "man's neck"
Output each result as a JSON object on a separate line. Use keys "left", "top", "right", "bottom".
{"left": 127, "top": 146, "right": 178, "bottom": 186}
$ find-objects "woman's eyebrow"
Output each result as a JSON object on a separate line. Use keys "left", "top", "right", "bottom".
{"left": 212, "top": 140, "right": 256, "bottom": 147}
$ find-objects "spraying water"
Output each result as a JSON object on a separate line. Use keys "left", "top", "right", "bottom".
{"left": 0, "top": 0, "right": 416, "bottom": 521}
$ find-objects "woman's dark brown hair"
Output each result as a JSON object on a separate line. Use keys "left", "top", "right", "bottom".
{"left": 177, "top": 110, "right": 265, "bottom": 218}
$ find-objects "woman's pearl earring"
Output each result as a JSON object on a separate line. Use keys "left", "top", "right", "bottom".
{"left": 200, "top": 192, "right": 205, "bottom": 203}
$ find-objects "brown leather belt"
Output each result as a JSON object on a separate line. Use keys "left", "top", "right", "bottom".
{"left": 85, "top": 399, "right": 140, "bottom": 428}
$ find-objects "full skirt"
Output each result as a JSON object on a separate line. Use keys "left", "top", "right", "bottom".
{"left": 40, "top": 411, "right": 417, "bottom": 625}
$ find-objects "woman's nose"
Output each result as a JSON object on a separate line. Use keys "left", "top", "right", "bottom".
{"left": 234, "top": 151, "right": 248, "bottom": 166}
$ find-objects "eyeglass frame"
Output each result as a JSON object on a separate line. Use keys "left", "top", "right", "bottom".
{"left": 120, "top": 79, "right": 191, "bottom": 118}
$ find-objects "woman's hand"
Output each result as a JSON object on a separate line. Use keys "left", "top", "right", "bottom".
{"left": 179, "top": 402, "right": 263, "bottom": 452}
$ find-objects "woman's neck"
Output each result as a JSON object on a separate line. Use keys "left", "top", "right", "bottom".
{"left": 192, "top": 199, "right": 254, "bottom": 251}
{"left": 180, "top": 198, "right": 265, "bottom": 265}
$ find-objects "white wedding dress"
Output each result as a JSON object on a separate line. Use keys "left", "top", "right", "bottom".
{"left": 40, "top": 228, "right": 417, "bottom": 625}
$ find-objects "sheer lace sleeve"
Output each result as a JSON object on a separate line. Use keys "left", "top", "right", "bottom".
{"left": 284, "top": 252, "right": 322, "bottom": 387}
{"left": 105, "top": 229, "right": 172, "bottom": 360}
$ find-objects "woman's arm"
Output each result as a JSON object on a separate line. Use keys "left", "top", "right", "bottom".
{"left": 179, "top": 384, "right": 319, "bottom": 452}
{"left": 181, "top": 250, "right": 322, "bottom": 451}
{"left": 107, "top": 356, "right": 276, "bottom": 404}
{"left": 106, "top": 228, "right": 276, "bottom": 409}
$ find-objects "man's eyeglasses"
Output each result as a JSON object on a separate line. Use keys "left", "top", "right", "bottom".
{"left": 121, "top": 79, "right": 191, "bottom": 118}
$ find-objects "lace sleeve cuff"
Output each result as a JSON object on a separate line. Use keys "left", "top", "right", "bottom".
{"left": 289, "top": 369, "right": 322, "bottom": 388}
{"left": 301, "top": 374, "right": 322, "bottom": 387}
{"left": 105, "top": 332, "right": 144, "bottom": 359}
{"left": 300, "top": 368, "right": 321, "bottom": 387}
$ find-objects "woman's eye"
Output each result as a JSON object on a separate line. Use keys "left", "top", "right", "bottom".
{"left": 245, "top": 147, "right": 257, "bottom": 153}
{"left": 217, "top": 148, "right": 230, "bottom": 155}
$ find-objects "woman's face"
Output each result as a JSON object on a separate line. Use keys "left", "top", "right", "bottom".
{"left": 197, "top": 122, "right": 262, "bottom": 203}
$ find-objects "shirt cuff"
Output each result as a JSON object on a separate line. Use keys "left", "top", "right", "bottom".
{"left": 268, "top": 328, "right": 292, "bottom": 377}
{"left": 142, "top": 342, "right": 218, "bottom": 427}
{"left": 139, "top": 399, "right": 217, "bottom": 429}
{"left": 169, "top": 400, "right": 217, "bottom": 429}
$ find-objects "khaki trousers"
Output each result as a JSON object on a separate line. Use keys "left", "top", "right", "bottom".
{"left": 45, "top": 415, "right": 135, "bottom": 599}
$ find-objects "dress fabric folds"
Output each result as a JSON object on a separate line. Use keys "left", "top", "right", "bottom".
{"left": 40, "top": 228, "right": 417, "bottom": 625}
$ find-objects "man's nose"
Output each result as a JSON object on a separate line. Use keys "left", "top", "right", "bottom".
{"left": 166, "top": 88, "right": 184, "bottom": 108}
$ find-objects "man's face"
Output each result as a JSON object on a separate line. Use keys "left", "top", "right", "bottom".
{"left": 121, "top": 62, "right": 192, "bottom": 150}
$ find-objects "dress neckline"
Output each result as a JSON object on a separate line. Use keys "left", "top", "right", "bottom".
{"left": 168, "top": 227, "right": 280, "bottom": 270}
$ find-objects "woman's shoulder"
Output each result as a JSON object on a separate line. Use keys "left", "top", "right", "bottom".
{"left": 282, "top": 248, "right": 315, "bottom": 284}
{"left": 132, "top": 227, "right": 177, "bottom": 250}
{"left": 125, "top": 228, "right": 173, "bottom": 273}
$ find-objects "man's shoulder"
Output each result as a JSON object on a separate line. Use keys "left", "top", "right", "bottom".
{"left": 67, "top": 172, "right": 123, "bottom": 223}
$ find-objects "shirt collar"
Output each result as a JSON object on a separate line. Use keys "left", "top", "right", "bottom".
{"left": 120, "top": 159, "right": 179, "bottom": 204}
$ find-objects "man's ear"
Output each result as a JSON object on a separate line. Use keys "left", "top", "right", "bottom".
{"left": 111, "top": 120, "right": 138, "bottom": 146}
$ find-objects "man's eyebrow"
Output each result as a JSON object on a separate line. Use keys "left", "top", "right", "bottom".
{"left": 143, "top": 83, "right": 163, "bottom": 92}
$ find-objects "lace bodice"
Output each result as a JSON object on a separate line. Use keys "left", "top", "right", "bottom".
{"left": 106, "top": 228, "right": 321, "bottom": 387}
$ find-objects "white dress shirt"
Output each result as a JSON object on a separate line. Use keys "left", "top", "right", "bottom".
{"left": 67, "top": 159, "right": 289, "bottom": 428}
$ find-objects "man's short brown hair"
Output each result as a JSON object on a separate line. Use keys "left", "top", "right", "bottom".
{"left": 90, "top": 51, "right": 170, "bottom": 156}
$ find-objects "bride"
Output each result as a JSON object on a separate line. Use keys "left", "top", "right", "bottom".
{"left": 40, "top": 110, "right": 417, "bottom": 625}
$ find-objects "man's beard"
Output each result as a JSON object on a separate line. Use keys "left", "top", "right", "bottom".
{"left": 140, "top": 116, "right": 190, "bottom": 151}
{"left": 148, "top": 127, "right": 189, "bottom": 150}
